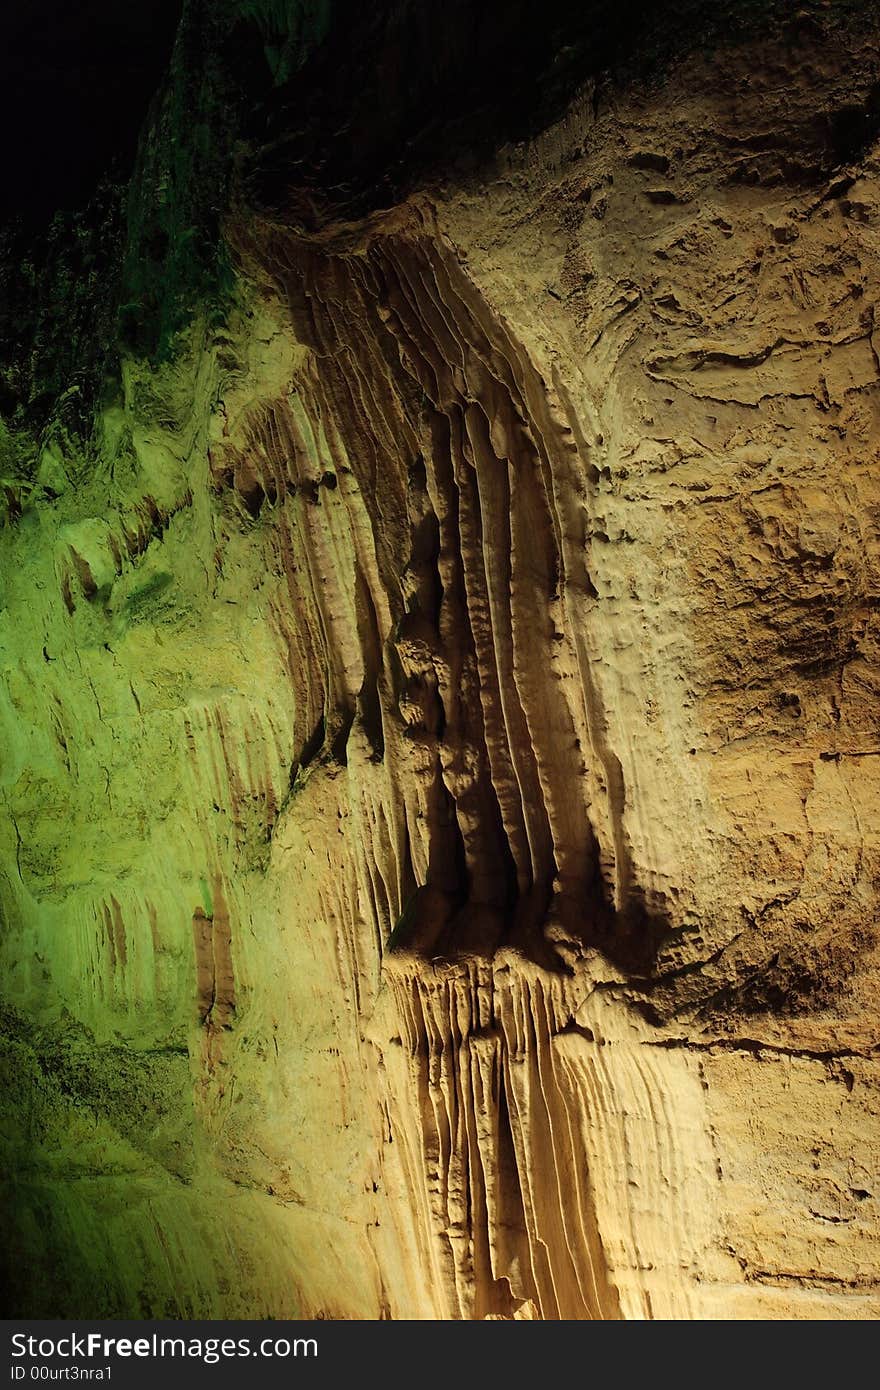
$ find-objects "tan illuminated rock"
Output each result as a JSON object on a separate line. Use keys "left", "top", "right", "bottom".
{"left": 2, "top": 19, "right": 880, "bottom": 1318}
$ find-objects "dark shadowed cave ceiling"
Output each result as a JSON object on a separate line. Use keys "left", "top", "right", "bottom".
{"left": 0, "top": 2, "right": 182, "bottom": 227}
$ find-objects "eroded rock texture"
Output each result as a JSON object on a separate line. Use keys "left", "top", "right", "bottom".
{"left": 2, "top": 6, "right": 880, "bottom": 1319}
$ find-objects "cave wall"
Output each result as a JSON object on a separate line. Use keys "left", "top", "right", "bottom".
{"left": 2, "top": 9, "right": 880, "bottom": 1319}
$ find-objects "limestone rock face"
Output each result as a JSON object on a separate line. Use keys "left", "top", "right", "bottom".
{"left": 2, "top": 12, "right": 880, "bottom": 1319}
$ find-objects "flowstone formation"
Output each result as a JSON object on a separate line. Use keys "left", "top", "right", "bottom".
{"left": 2, "top": 1, "right": 880, "bottom": 1319}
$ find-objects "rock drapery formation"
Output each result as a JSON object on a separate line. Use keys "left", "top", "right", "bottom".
{"left": 2, "top": 1, "right": 880, "bottom": 1319}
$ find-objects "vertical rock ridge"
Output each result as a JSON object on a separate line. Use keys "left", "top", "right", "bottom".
{"left": 380, "top": 954, "right": 718, "bottom": 1318}
{"left": 226, "top": 218, "right": 630, "bottom": 965}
